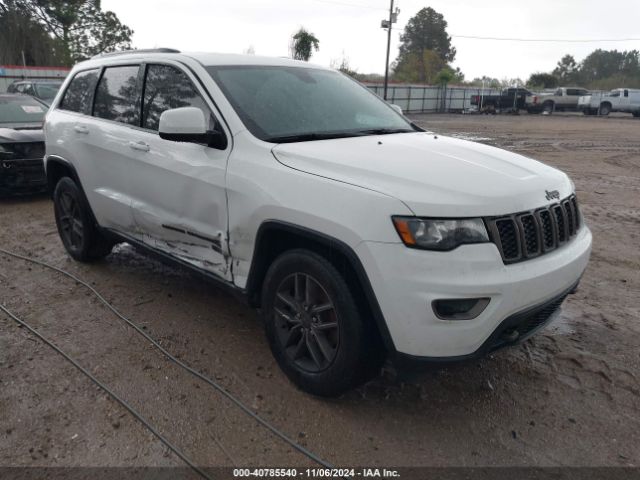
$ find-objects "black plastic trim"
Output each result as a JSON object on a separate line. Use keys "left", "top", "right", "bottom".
{"left": 393, "top": 278, "right": 580, "bottom": 369}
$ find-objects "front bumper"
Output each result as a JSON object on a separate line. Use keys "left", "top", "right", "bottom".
{"left": 356, "top": 225, "right": 592, "bottom": 359}
{"left": 0, "top": 158, "right": 47, "bottom": 195}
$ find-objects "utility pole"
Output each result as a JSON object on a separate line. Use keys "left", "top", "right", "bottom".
{"left": 381, "top": 0, "right": 399, "bottom": 100}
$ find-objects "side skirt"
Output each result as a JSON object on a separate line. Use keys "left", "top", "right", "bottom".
{"left": 105, "top": 229, "right": 248, "bottom": 304}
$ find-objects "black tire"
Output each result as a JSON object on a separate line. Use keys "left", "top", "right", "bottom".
{"left": 53, "top": 177, "right": 114, "bottom": 261}
{"left": 599, "top": 103, "right": 611, "bottom": 116}
{"left": 632, "top": 111, "right": 640, "bottom": 118}
{"left": 261, "top": 249, "right": 381, "bottom": 396}
{"left": 542, "top": 101, "right": 554, "bottom": 114}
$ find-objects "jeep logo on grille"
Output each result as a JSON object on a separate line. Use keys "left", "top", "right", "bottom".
{"left": 545, "top": 189, "right": 560, "bottom": 201}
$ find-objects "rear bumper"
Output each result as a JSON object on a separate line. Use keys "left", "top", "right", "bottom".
{"left": 0, "top": 158, "right": 47, "bottom": 195}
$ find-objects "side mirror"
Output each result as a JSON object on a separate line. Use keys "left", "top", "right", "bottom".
{"left": 390, "top": 104, "right": 403, "bottom": 115}
{"left": 159, "top": 107, "right": 227, "bottom": 149}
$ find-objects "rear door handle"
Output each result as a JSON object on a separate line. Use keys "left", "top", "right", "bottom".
{"left": 128, "top": 141, "right": 150, "bottom": 152}
{"left": 74, "top": 125, "right": 89, "bottom": 134}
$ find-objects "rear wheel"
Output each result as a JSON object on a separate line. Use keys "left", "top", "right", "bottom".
{"left": 542, "top": 101, "right": 554, "bottom": 114}
{"left": 632, "top": 111, "right": 640, "bottom": 118}
{"left": 53, "top": 177, "right": 114, "bottom": 261}
{"left": 261, "top": 249, "right": 382, "bottom": 396}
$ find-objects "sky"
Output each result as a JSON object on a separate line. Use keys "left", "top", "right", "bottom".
{"left": 101, "top": 0, "right": 640, "bottom": 81}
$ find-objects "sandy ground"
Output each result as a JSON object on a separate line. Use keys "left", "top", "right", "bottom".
{"left": 0, "top": 113, "right": 639, "bottom": 474}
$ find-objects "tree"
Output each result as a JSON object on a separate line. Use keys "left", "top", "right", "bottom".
{"left": 580, "top": 49, "right": 639, "bottom": 83}
{"left": 330, "top": 53, "right": 358, "bottom": 79}
{"left": 8, "top": 0, "right": 133, "bottom": 65}
{"left": 393, "top": 49, "right": 445, "bottom": 83}
{"left": 0, "top": 2, "right": 66, "bottom": 65}
{"left": 552, "top": 54, "right": 579, "bottom": 84}
{"left": 290, "top": 28, "right": 319, "bottom": 62}
{"left": 527, "top": 72, "right": 559, "bottom": 89}
{"left": 393, "top": 7, "right": 456, "bottom": 83}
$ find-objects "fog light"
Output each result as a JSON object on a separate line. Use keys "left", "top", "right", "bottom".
{"left": 432, "top": 298, "right": 490, "bottom": 320}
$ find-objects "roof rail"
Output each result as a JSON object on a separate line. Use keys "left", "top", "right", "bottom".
{"left": 91, "top": 48, "right": 181, "bottom": 59}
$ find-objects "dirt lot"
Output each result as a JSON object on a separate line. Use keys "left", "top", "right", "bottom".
{"left": 1, "top": 113, "right": 639, "bottom": 474}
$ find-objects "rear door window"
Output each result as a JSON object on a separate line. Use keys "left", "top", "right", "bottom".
{"left": 59, "top": 69, "right": 100, "bottom": 115}
{"left": 93, "top": 65, "right": 141, "bottom": 125}
{"left": 141, "top": 64, "right": 211, "bottom": 131}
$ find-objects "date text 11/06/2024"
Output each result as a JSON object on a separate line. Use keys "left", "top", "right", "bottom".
{"left": 233, "top": 468, "right": 401, "bottom": 478}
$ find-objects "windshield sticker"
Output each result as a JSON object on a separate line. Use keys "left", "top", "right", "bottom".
{"left": 21, "top": 105, "right": 44, "bottom": 113}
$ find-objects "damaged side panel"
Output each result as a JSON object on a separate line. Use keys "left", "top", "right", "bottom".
{"left": 127, "top": 132, "right": 233, "bottom": 282}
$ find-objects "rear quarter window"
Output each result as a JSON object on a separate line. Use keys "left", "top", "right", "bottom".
{"left": 59, "top": 69, "right": 100, "bottom": 115}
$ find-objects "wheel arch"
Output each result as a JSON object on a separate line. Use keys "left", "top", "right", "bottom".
{"left": 245, "top": 221, "right": 395, "bottom": 353}
{"left": 46, "top": 155, "right": 103, "bottom": 232}
{"left": 45, "top": 156, "right": 81, "bottom": 195}
{"left": 599, "top": 101, "right": 612, "bottom": 112}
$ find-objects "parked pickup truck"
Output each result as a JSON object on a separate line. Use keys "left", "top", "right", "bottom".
{"left": 526, "top": 87, "right": 590, "bottom": 114}
{"left": 470, "top": 88, "right": 532, "bottom": 113}
{"left": 578, "top": 89, "right": 640, "bottom": 117}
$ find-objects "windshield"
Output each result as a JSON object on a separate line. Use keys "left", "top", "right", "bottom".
{"left": 0, "top": 96, "right": 47, "bottom": 125}
{"left": 206, "top": 65, "right": 414, "bottom": 142}
{"left": 34, "top": 83, "right": 62, "bottom": 100}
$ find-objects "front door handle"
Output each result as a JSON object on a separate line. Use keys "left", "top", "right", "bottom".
{"left": 128, "top": 141, "right": 150, "bottom": 152}
{"left": 74, "top": 125, "right": 89, "bottom": 134}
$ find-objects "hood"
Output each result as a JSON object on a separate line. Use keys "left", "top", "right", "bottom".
{"left": 0, "top": 127, "right": 44, "bottom": 143}
{"left": 272, "top": 132, "right": 572, "bottom": 217}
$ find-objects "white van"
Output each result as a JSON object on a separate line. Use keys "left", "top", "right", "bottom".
{"left": 578, "top": 88, "right": 640, "bottom": 116}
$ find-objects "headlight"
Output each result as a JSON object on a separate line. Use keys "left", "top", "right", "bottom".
{"left": 392, "top": 217, "right": 489, "bottom": 251}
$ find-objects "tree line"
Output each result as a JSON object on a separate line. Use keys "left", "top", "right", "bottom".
{"left": 0, "top": 0, "right": 132, "bottom": 67}
{"left": 527, "top": 50, "right": 640, "bottom": 90}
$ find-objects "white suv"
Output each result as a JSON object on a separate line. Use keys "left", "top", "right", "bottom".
{"left": 44, "top": 49, "right": 592, "bottom": 396}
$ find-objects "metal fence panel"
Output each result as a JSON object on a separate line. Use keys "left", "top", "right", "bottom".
{"left": 365, "top": 83, "right": 500, "bottom": 113}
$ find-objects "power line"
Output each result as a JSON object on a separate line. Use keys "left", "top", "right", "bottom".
{"left": 305, "top": 0, "right": 387, "bottom": 11}
{"left": 452, "top": 34, "right": 640, "bottom": 43}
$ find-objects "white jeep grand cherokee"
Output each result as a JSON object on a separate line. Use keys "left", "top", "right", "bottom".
{"left": 44, "top": 49, "right": 592, "bottom": 396}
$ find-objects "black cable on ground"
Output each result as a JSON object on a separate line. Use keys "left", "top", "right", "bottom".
{"left": 0, "top": 303, "right": 211, "bottom": 480}
{"left": 0, "top": 247, "right": 334, "bottom": 469}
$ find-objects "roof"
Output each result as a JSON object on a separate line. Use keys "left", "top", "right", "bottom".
{"left": 11, "top": 79, "right": 64, "bottom": 84}
{"left": 185, "top": 52, "right": 325, "bottom": 69}
{"left": 82, "top": 49, "right": 327, "bottom": 70}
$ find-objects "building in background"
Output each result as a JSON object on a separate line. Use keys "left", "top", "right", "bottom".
{"left": 0, "top": 65, "right": 70, "bottom": 92}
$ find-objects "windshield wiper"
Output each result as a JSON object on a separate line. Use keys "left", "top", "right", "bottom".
{"left": 356, "top": 128, "right": 415, "bottom": 135}
{"left": 265, "top": 132, "right": 369, "bottom": 144}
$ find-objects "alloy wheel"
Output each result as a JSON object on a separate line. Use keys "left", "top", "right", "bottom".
{"left": 58, "top": 191, "right": 84, "bottom": 250}
{"left": 273, "top": 272, "right": 339, "bottom": 372}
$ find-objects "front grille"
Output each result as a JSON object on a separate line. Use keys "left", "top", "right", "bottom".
{"left": 0, "top": 158, "right": 46, "bottom": 192}
{"left": 538, "top": 209, "right": 554, "bottom": 250}
{"left": 0, "top": 142, "right": 45, "bottom": 161}
{"left": 486, "top": 194, "right": 581, "bottom": 264}
{"left": 519, "top": 214, "right": 540, "bottom": 256}
{"left": 492, "top": 293, "right": 567, "bottom": 351}
{"left": 495, "top": 219, "right": 519, "bottom": 260}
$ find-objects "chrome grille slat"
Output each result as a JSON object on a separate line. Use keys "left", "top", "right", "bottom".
{"left": 486, "top": 195, "right": 581, "bottom": 265}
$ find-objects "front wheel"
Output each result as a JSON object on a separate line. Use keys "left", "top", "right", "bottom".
{"left": 599, "top": 103, "right": 612, "bottom": 116}
{"left": 53, "top": 177, "right": 114, "bottom": 261}
{"left": 261, "top": 249, "right": 382, "bottom": 396}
